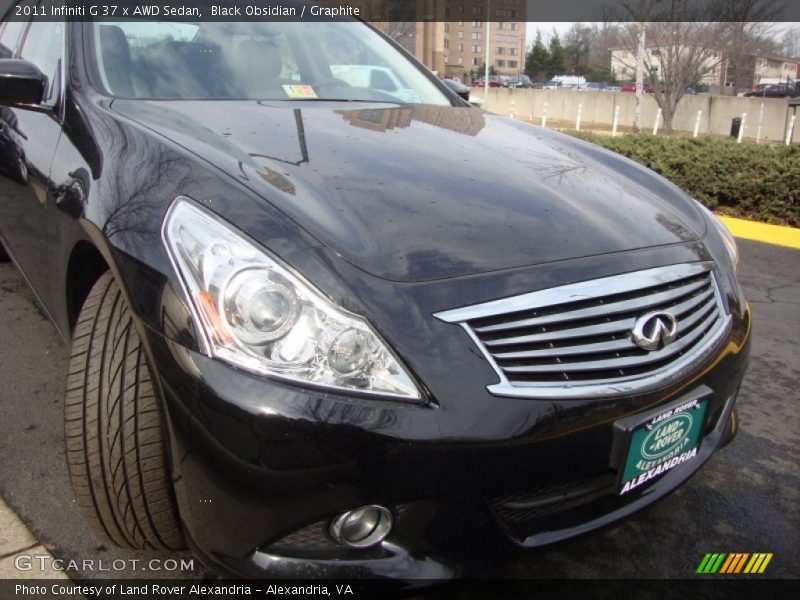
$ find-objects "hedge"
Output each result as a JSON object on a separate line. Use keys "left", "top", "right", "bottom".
{"left": 569, "top": 133, "right": 799, "bottom": 227}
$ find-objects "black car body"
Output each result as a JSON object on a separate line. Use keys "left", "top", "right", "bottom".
{"left": 505, "top": 75, "right": 533, "bottom": 89}
{"left": 0, "top": 11, "right": 750, "bottom": 582}
{"left": 744, "top": 83, "right": 799, "bottom": 98}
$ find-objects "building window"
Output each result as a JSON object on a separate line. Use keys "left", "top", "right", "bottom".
{"left": 458, "top": 31, "right": 464, "bottom": 39}
{"left": 472, "top": 44, "right": 482, "bottom": 53}
{"left": 472, "top": 57, "right": 480, "bottom": 66}
{"left": 496, "top": 47, "right": 505, "bottom": 55}
{"left": 497, "top": 60, "right": 506, "bottom": 67}
{"left": 444, "top": 39, "right": 449, "bottom": 49}
{"left": 458, "top": 43, "right": 464, "bottom": 52}
{"left": 471, "top": 32, "right": 482, "bottom": 40}
{"left": 458, "top": 57, "right": 463, "bottom": 65}
{"left": 508, "top": 60, "right": 518, "bottom": 68}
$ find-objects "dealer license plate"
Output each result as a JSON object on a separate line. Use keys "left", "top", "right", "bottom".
{"left": 619, "top": 397, "right": 708, "bottom": 495}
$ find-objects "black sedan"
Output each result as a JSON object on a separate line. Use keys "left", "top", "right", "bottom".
{"left": 0, "top": 10, "right": 749, "bottom": 583}
{"left": 744, "top": 83, "right": 799, "bottom": 98}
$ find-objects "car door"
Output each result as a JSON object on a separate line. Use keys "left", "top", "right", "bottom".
{"left": 0, "top": 12, "right": 64, "bottom": 299}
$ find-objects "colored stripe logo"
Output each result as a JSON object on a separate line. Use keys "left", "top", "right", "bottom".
{"left": 697, "top": 553, "right": 773, "bottom": 574}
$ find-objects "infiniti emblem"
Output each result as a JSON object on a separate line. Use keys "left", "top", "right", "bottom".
{"left": 631, "top": 311, "right": 678, "bottom": 351}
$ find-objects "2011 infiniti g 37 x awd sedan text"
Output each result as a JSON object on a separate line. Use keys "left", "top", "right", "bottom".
{"left": 0, "top": 9, "right": 750, "bottom": 581}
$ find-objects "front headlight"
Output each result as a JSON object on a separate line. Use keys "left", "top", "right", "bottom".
{"left": 162, "top": 197, "right": 421, "bottom": 401}
{"left": 696, "top": 201, "right": 739, "bottom": 272}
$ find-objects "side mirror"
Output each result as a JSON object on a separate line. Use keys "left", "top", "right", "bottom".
{"left": 0, "top": 59, "right": 47, "bottom": 106}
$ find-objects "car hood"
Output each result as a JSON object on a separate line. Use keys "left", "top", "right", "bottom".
{"left": 112, "top": 100, "right": 705, "bottom": 283}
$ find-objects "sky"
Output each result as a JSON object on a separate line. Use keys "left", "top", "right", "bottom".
{"left": 525, "top": 22, "right": 800, "bottom": 52}
{"left": 526, "top": 22, "right": 574, "bottom": 47}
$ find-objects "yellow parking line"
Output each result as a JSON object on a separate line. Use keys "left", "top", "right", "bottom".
{"left": 718, "top": 216, "right": 800, "bottom": 250}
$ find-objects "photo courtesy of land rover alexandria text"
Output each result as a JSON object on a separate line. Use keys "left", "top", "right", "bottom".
{"left": 0, "top": 7, "right": 749, "bottom": 580}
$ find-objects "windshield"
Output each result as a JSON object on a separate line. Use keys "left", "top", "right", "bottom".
{"left": 89, "top": 20, "right": 451, "bottom": 105}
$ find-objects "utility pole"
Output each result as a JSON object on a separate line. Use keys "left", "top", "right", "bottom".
{"left": 484, "top": 0, "right": 491, "bottom": 110}
{"left": 634, "top": 24, "right": 646, "bottom": 133}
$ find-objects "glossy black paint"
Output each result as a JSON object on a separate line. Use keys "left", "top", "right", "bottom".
{"left": 0, "top": 20, "right": 751, "bottom": 581}
{"left": 109, "top": 98, "right": 707, "bottom": 283}
{"left": 0, "top": 59, "right": 47, "bottom": 105}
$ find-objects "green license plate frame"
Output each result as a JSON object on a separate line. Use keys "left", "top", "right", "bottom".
{"left": 613, "top": 392, "right": 709, "bottom": 496}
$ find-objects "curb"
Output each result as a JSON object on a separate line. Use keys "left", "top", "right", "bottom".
{"left": 718, "top": 216, "right": 800, "bottom": 250}
{"left": 0, "top": 496, "right": 70, "bottom": 580}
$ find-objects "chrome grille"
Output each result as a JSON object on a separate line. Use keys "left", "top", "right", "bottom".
{"left": 435, "top": 263, "right": 732, "bottom": 399}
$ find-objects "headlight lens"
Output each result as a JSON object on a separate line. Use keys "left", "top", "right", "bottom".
{"left": 162, "top": 197, "right": 421, "bottom": 401}
{"left": 696, "top": 201, "right": 739, "bottom": 272}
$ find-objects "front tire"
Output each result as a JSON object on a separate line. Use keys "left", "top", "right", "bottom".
{"left": 64, "top": 271, "right": 185, "bottom": 550}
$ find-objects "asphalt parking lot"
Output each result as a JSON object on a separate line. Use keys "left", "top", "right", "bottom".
{"left": 0, "top": 239, "right": 797, "bottom": 583}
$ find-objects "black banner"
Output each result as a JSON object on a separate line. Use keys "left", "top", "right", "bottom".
{"left": 1, "top": 0, "right": 799, "bottom": 22}
{"left": 2, "top": 579, "right": 799, "bottom": 600}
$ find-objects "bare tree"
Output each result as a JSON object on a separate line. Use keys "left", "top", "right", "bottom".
{"left": 614, "top": 1, "right": 730, "bottom": 131}
{"left": 386, "top": 22, "right": 417, "bottom": 55}
{"left": 709, "top": 0, "right": 785, "bottom": 93}
{"left": 619, "top": 0, "right": 696, "bottom": 132}
{"left": 781, "top": 25, "right": 800, "bottom": 59}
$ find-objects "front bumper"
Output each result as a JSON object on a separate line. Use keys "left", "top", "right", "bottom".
{"left": 140, "top": 295, "right": 750, "bottom": 580}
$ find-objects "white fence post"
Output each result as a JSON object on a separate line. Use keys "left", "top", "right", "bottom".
{"left": 737, "top": 112, "right": 747, "bottom": 143}
{"left": 612, "top": 105, "right": 620, "bottom": 137}
{"left": 756, "top": 102, "right": 764, "bottom": 144}
{"left": 541, "top": 102, "right": 548, "bottom": 128}
{"left": 693, "top": 110, "right": 702, "bottom": 138}
{"left": 652, "top": 108, "right": 662, "bottom": 135}
{"left": 575, "top": 103, "right": 583, "bottom": 131}
{"left": 787, "top": 115, "right": 796, "bottom": 145}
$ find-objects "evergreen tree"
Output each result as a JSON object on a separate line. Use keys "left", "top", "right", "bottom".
{"left": 547, "top": 32, "right": 566, "bottom": 78}
{"left": 525, "top": 30, "right": 550, "bottom": 81}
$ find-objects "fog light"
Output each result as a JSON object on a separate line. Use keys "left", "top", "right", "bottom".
{"left": 329, "top": 505, "right": 393, "bottom": 548}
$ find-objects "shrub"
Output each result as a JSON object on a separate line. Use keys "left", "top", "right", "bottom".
{"left": 569, "top": 133, "right": 799, "bottom": 227}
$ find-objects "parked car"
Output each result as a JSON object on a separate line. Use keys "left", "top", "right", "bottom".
{"left": 441, "top": 77, "right": 470, "bottom": 101}
{"left": 581, "top": 82, "right": 607, "bottom": 91}
{"left": 505, "top": 75, "right": 534, "bottom": 88}
{"left": 744, "top": 84, "right": 799, "bottom": 98}
{"left": 0, "top": 9, "right": 749, "bottom": 583}
{"left": 621, "top": 82, "right": 654, "bottom": 94}
{"left": 472, "top": 75, "right": 504, "bottom": 88}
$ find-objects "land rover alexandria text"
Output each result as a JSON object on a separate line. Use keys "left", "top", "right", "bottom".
{"left": 0, "top": 4, "right": 749, "bottom": 582}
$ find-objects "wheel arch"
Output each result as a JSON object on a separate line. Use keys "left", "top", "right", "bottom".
{"left": 66, "top": 240, "right": 110, "bottom": 333}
